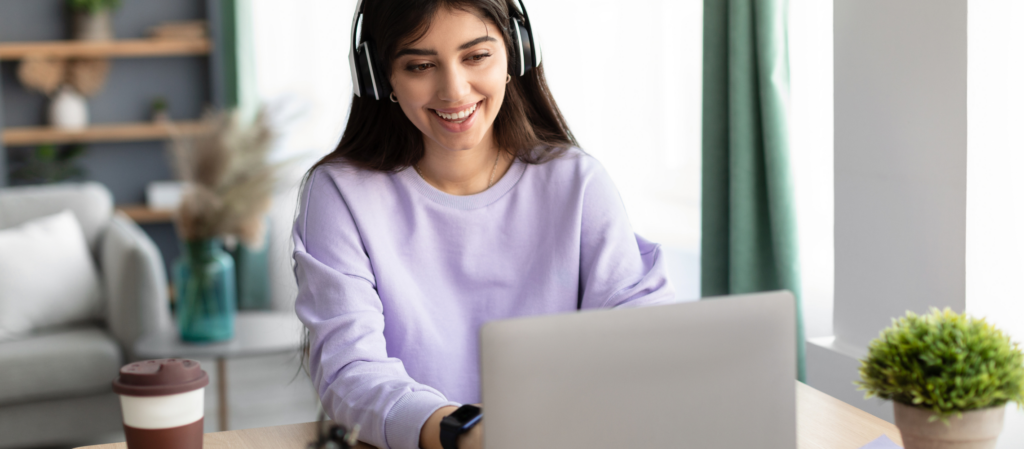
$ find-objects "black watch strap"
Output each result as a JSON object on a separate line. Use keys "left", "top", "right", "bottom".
{"left": 439, "top": 405, "right": 482, "bottom": 449}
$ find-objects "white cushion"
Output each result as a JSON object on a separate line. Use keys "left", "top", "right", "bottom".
{"left": 0, "top": 210, "right": 103, "bottom": 341}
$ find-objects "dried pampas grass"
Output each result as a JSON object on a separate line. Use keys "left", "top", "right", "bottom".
{"left": 170, "top": 108, "right": 286, "bottom": 248}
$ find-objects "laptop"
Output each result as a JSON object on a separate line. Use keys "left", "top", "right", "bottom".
{"left": 480, "top": 291, "right": 796, "bottom": 449}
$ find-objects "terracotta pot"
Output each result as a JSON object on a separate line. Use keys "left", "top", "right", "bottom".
{"left": 74, "top": 10, "right": 114, "bottom": 41}
{"left": 894, "top": 402, "right": 1005, "bottom": 449}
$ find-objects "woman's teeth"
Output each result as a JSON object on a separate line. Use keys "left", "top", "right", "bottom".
{"left": 434, "top": 103, "right": 478, "bottom": 123}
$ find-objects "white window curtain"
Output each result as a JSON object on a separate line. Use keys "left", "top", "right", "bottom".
{"left": 251, "top": 0, "right": 703, "bottom": 302}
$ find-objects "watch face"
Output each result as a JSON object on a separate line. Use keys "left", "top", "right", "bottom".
{"left": 448, "top": 404, "right": 481, "bottom": 423}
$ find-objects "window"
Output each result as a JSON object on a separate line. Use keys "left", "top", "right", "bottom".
{"left": 251, "top": 0, "right": 704, "bottom": 301}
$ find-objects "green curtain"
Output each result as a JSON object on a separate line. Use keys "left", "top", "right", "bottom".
{"left": 701, "top": 0, "right": 805, "bottom": 381}
{"left": 219, "top": 0, "right": 258, "bottom": 120}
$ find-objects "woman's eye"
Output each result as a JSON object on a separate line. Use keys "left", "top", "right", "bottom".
{"left": 469, "top": 53, "right": 492, "bottom": 62}
{"left": 406, "top": 63, "right": 434, "bottom": 72}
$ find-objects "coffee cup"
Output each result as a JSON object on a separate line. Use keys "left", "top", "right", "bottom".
{"left": 112, "top": 358, "right": 209, "bottom": 449}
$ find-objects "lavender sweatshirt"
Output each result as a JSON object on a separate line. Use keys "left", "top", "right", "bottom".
{"left": 292, "top": 147, "right": 675, "bottom": 449}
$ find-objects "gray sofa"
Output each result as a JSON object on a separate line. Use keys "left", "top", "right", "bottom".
{"left": 0, "top": 182, "right": 171, "bottom": 448}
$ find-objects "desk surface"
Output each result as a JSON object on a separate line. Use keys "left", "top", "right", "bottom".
{"left": 79, "top": 382, "right": 901, "bottom": 449}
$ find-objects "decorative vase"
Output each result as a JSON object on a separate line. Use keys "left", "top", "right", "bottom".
{"left": 893, "top": 402, "right": 1005, "bottom": 449}
{"left": 174, "top": 239, "right": 237, "bottom": 342}
{"left": 49, "top": 85, "right": 88, "bottom": 130}
{"left": 232, "top": 219, "right": 272, "bottom": 311}
{"left": 74, "top": 10, "right": 114, "bottom": 41}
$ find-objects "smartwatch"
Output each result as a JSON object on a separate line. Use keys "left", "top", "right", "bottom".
{"left": 439, "top": 404, "right": 482, "bottom": 449}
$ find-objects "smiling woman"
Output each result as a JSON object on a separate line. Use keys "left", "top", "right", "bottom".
{"left": 309, "top": 0, "right": 575, "bottom": 196}
{"left": 291, "top": 2, "right": 677, "bottom": 449}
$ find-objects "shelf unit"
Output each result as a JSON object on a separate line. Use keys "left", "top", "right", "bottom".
{"left": 0, "top": 0, "right": 237, "bottom": 285}
{"left": 2, "top": 121, "right": 207, "bottom": 146}
{"left": 0, "top": 38, "right": 211, "bottom": 60}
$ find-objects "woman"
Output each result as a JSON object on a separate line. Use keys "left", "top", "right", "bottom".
{"left": 293, "top": 1, "right": 675, "bottom": 448}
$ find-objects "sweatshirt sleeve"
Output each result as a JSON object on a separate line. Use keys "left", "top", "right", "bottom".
{"left": 293, "top": 168, "right": 459, "bottom": 449}
{"left": 577, "top": 158, "right": 677, "bottom": 310}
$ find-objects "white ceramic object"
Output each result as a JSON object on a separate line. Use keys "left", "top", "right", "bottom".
{"left": 49, "top": 85, "right": 89, "bottom": 130}
{"left": 894, "top": 402, "right": 1005, "bottom": 449}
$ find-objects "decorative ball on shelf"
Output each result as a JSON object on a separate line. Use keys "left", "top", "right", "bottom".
{"left": 17, "top": 56, "right": 66, "bottom": 96}
{"left": 68, "top": 58, "right": 110, "bottom": 97}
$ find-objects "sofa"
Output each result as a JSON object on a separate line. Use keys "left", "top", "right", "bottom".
{"left": 0, "top": 182, "right": 171, "bottom": 448}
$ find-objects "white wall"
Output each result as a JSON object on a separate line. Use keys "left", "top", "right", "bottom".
{"left": 833, "top": 0, "right": 968, "bottom": 349}
{"left": 815, "top": 0, "right": 969, "bottom": 425}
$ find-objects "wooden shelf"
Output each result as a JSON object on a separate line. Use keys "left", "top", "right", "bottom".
{"left": 0, "top": 38, "right": 211, "bottom": 60}
{"left": 2, "top": 120, "right": 207, "bottom": 146}
{"left": 117, "top": 204, "right": 175, "bottom": 224}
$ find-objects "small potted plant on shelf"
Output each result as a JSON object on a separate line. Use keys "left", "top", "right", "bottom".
{"left": 856, "top": 308, "right": 1024, "bottom": 449}
{"left": 151, "top": 96, "right": 169, "bottom": 122}
{"left": 68, "top": 0, "right": 122, "bottom": 41}
{"left": 9, "top": 144, "right": 87, "bottom": 185}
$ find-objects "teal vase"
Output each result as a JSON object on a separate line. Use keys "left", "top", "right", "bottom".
{"left": 232, "top": 218, "right": 272, "bottom": 310}
{"left": 174, "top": 239, "right": 237, "bottom": 342}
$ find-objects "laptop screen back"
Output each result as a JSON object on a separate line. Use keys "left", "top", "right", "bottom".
{"left": 480, "top": 291, "right": 796, "bottom": 449}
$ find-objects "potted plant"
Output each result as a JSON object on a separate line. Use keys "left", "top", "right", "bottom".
{"left": 856, "top": 308, "right": 1024, "bottom": 449}
{"left": 151, "top": 96, "right": 169, "bottom": 122}
{"left": 9, "top": 144, "right": 87, "bottom": 185}
{"left": 68, "top": 0, "right": 122, "bottom": 41}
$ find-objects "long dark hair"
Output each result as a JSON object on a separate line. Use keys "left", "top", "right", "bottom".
{"left": 309, "top": 0, "right": 577, "bottom": 174}
{"left": 299, "top": 0, "right": 577, "bottom": 374}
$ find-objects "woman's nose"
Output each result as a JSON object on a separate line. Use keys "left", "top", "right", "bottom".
{"left": 437, "top": 66, "right": 471, "bottom": 102}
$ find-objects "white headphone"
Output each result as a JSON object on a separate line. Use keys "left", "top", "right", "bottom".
{"left": 349, "top": 0, "right": 543, "bottom": 101}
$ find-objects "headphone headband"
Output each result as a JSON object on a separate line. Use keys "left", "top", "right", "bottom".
{"left": 349, "top": 0, "right": 541, "bottom": 100}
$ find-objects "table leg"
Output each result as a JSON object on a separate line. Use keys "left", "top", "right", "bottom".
{"left": 218, "top": 357, "right": 228, "bottom": 431}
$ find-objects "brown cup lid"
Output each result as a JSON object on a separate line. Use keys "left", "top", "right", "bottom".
{"left": 112, "top": 359, "right": 209, "bottom": 397}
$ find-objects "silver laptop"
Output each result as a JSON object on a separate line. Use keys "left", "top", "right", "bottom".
{"left": 481, "top": 291, "right": 796, "bottom": 449}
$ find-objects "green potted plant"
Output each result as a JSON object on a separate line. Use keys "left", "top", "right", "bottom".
{"left": 68, "top": 0, "right": 122, "bottom": 41}
{"left": 856, "top": 308, "right": 1024, "bottom": 449}
{"left": 151, "top": 96, "right": 169, "bottom": 122}
{"left": 9, "top": 144, "right": 87, "bottom": 185}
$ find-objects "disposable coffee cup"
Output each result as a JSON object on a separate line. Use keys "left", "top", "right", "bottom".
{"left": 112, "top": 358, "right": 209, "bottom": 449}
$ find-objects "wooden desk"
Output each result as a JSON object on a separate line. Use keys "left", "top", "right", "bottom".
{"left": 78, "top": 382, "right": 902, "bottom": 449}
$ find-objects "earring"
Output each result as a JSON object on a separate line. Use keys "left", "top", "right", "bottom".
{"left": 390, "top": 92, "right": 398, "bottom": 103}
{"left": 506, "top": 74, "right": 511, "bottom": 84}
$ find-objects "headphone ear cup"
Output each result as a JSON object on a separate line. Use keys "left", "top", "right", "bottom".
{"left": 509, "top": 18, "right": 533, "bottom": 76}
{"left": 366, "top": 41, "right": 392, "bottom": 101}
{"left": 518, "top": 20, "right": 535, "bottom": 73}
{"left": 356, "top": 41, "right": 392, "bottom": 101}
{"left": 508, "top": 17, "right": 522, "bottom": 76}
